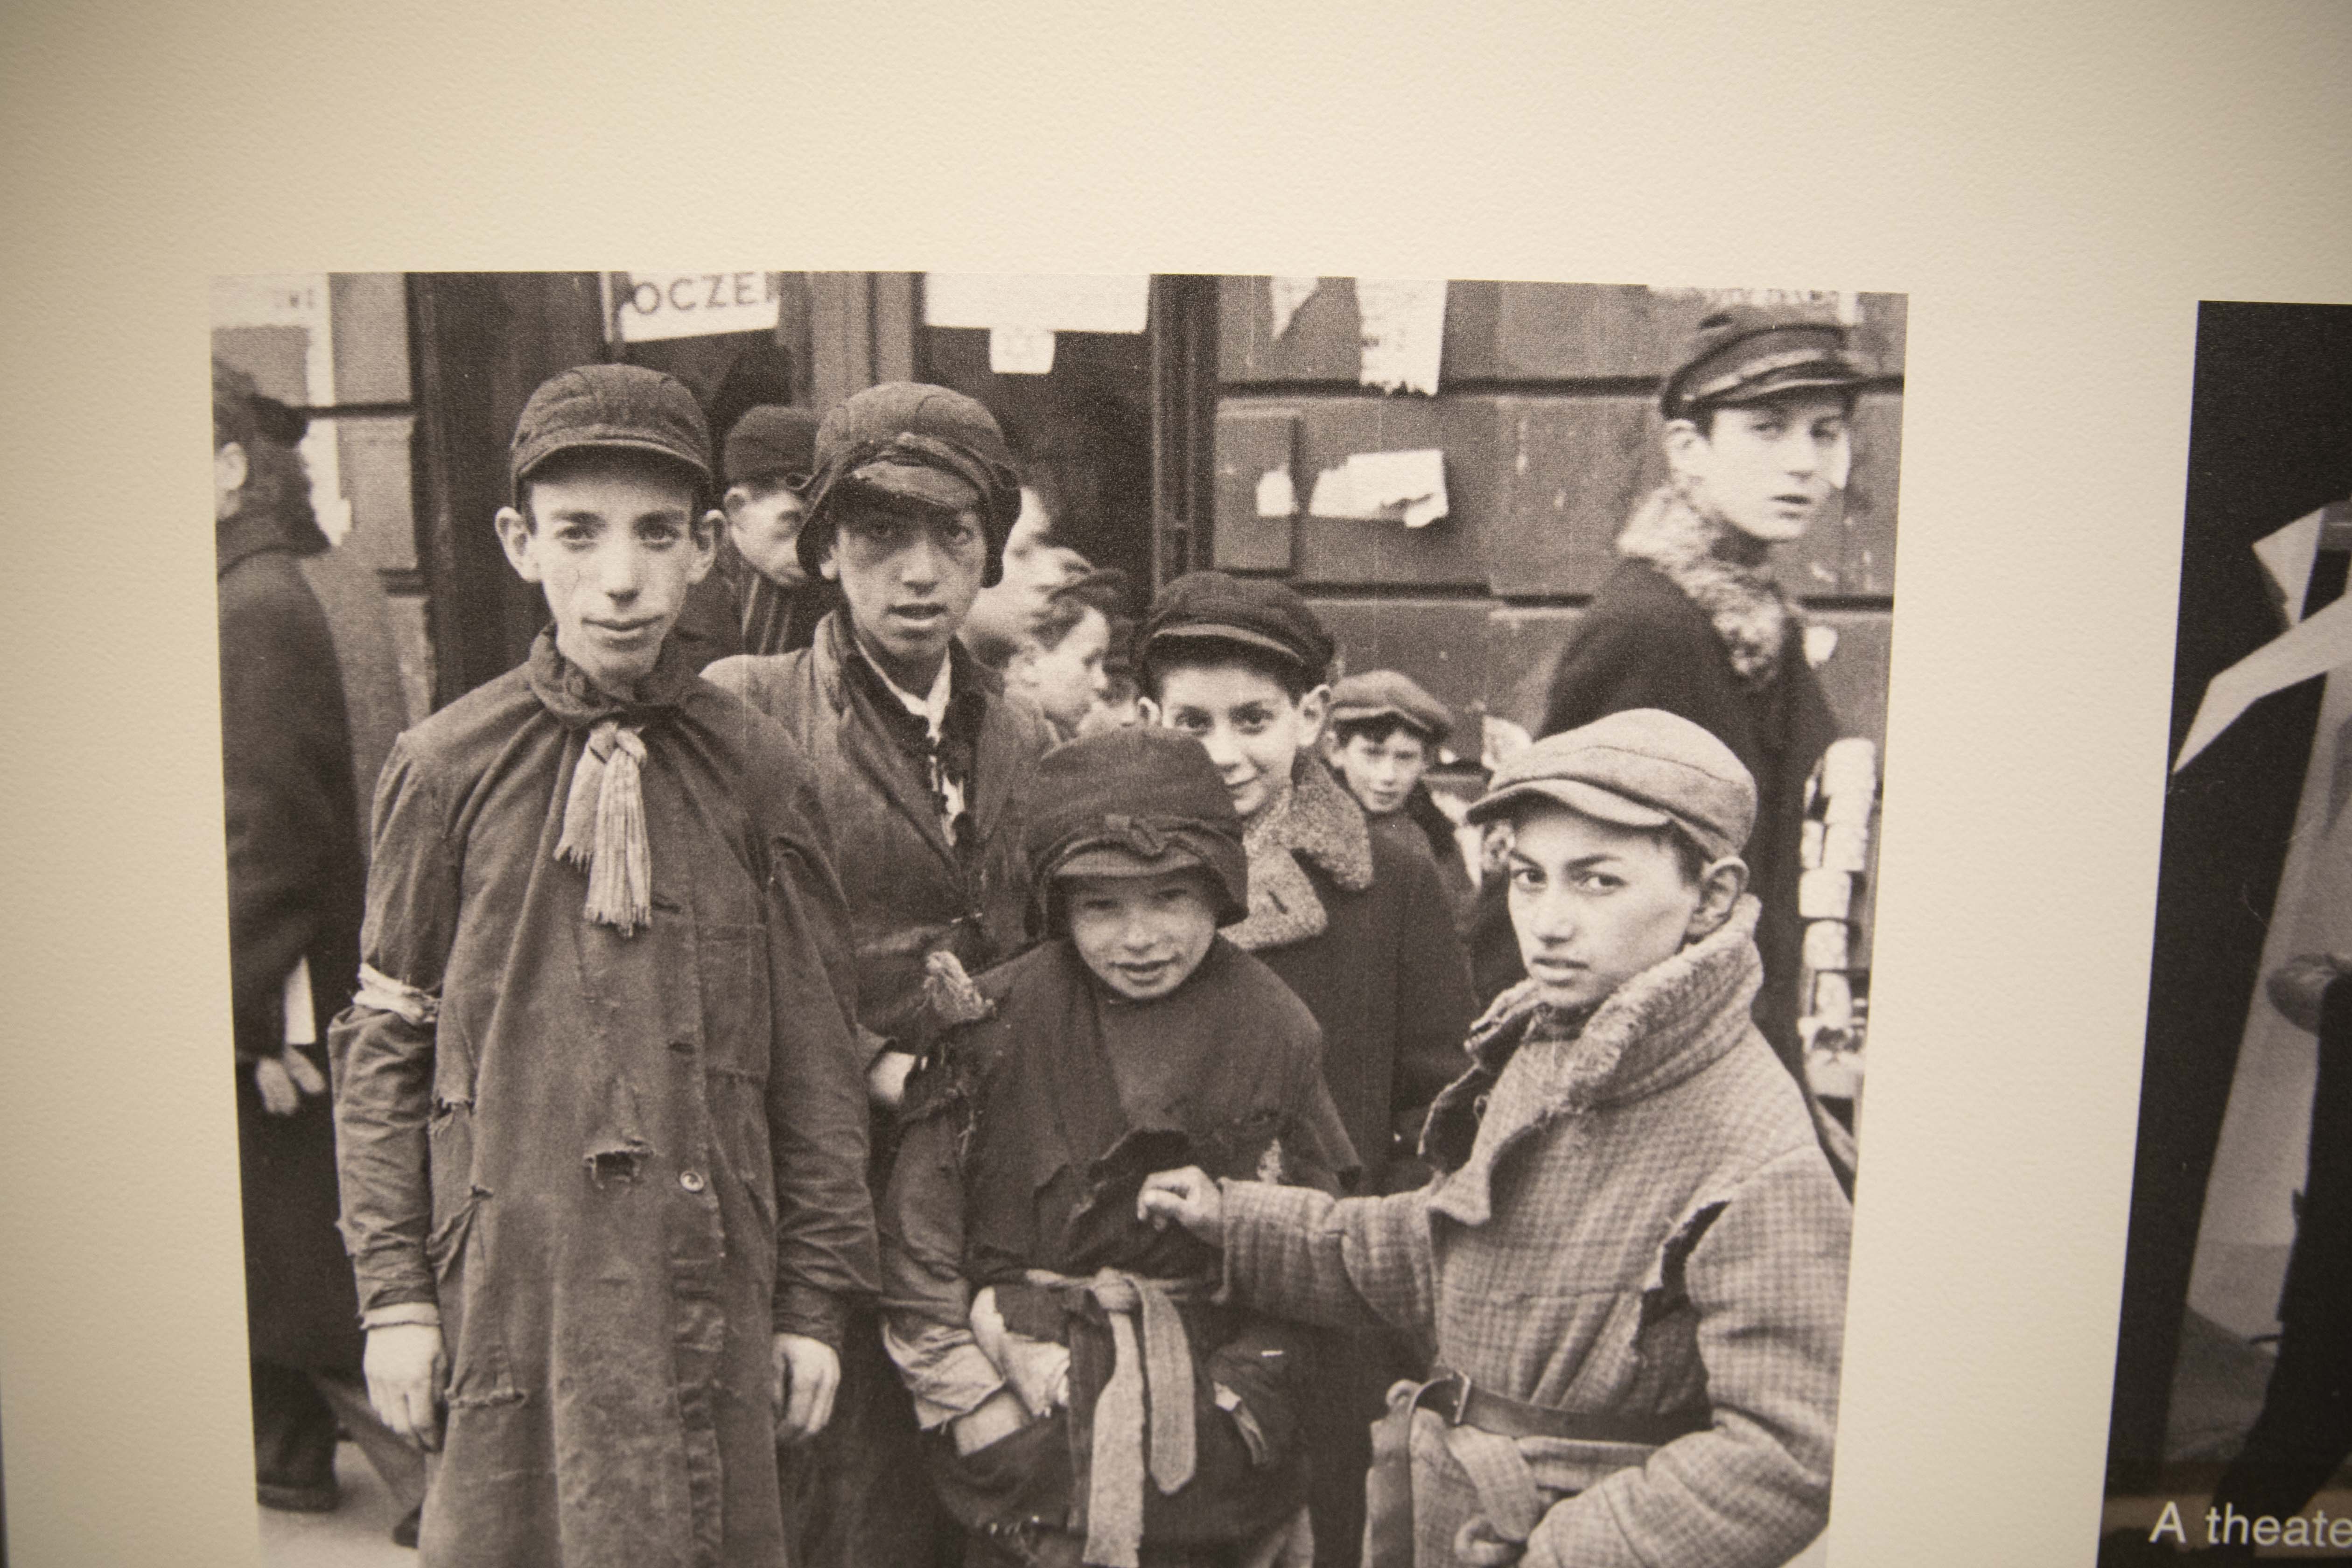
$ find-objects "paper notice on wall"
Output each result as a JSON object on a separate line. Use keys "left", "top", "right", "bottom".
{"left": 2177, "top": 588, "right": 2352, "bottom": 772}
{"left": 611, "top": 272, "right": 782, "bottom": 343}
{"left": 989, "top": 327, "right": 1057, "bottom": 374}
{"left": 1255, "top": 467, "right": 1298, "bottom": 519}
{"left": 924, "top": 274, "right": 1149, "bottom": 334}
{"left": 2254, "top": 507, "right": 2326, "bottom": 625}
{"left": 1269, "top": 276, "right": 1321, "bottom": 338}
{"left": 1307, "top": 448, "right": 1449, "bottom": 528}
{"left": 1355, "top": 279, "right": 1446, "bottom": 394}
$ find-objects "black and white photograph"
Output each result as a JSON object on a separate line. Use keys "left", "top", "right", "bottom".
{"left": 2099, "top": 301, "right": 2352, "bottom": 1564}
{"left": 210, "top": 269, "right": 1904, "bottom": 1568}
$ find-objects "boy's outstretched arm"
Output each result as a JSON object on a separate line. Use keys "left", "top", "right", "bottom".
{"left": 1140, "top": 1167, "right": 1437, "bottom": 1341}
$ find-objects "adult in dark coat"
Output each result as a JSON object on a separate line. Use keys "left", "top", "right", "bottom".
{"left": 1515, "top": 305, "right": 1869, "bottom": 1187}
{"left": 214, "top": 361, "right": 367, "bottom": 1512}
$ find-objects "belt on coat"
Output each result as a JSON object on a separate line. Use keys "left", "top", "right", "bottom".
{"left": 1022, "top": 1267, "right": 1209, "bottom": 1568}
{"left": 1365, "top": 1368, "right": 1711, "bottom": 1568}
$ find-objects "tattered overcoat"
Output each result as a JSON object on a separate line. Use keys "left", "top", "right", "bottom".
{"left": 1219, "top": 898, "right": 1850, "bottom": 1568}
{"left": 332, "top": 632, "right": 877, "bottom": 1568}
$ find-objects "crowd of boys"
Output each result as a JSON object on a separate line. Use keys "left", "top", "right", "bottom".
{"left": 217, "top": 301, "right": 1866, "bottom": 1568}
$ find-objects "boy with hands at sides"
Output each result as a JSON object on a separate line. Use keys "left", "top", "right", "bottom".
{"left": 333, "top": 365, "right": 875, "bottom": 1568}
{"left": 1141, "top": 711, "right": 1850, "bottom": 1568}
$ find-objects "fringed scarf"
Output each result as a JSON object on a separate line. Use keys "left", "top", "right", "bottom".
{"left": 1615, "top": 486, "right": 1792, "bottom": 685}
{"left": 526, "top": 628, "right": 697, "bottom": 936}
{"left": 1225, "top": 758, "right": 1375, "bottom": 952}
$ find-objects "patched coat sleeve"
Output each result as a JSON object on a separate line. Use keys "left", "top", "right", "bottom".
{"left": 763, "top": 780, "right": 882, "bottom": 1345}
{"left": 1525, "top": 1146, "right": 1850, "bottom": 1568}
{"left": 330, "top": 736, "right": 458, "bottom": 1316}
{"left": 876, "top": 1094, "right": 1008, "bottom": 1428}
{"left": 1219, "top": 1182, "right": 1437, "bottom": 1342}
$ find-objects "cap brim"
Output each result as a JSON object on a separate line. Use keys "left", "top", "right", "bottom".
{"left": 1328, "top": 701, "right": 1444, "bottom": 737}
{"left": 516, "top": 434, "right": 711, "bottom": 488}
{"left": 1708, "top": 368, "right": 1869, "bottom": 406}
{"left": 1054, "top": 844, "right": 1211, "bottom": 880}
{"left": 846, "top": 459, "right": 981, "bottom": 513}
{"left": 1465, "top": 777, "right": 1673, "bottom": 832}
{"left": 1142, "top": 623, "right": 1311, "bottom": 666}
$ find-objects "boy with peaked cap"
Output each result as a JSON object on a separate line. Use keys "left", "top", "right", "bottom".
{"left": 1135, "top": 572, "right": 1477, "bottom": 1568}
{"left": 1323, "top": 670, "right": 1477, "bottom": 925}
{"left": 1525, "top": 302, "right": 1870, "bottom": 1185}
{"left": 880, "top": 727, "right": 1357, "bottom": 1568}
{"left": 705, "top": 381, "right": 1060, "bottom": 1568}
{"left": 330, "top": 363, "right": 877, "bottom": 1568}
{"left": 672, "top": 403, "right": 837, "bottom": 668}
{"left": 1141, "top": 710, "right": 1851, "bottom": 1568}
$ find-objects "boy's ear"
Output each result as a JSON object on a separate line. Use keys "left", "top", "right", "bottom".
{"left": 1135, "top": 693, "right": 1163, "bottom": 728}
{"left": 815, "top": 534, "right": 840, "bottom": 584}
{"left": 493, "top": 506, "right": 542, "bottom": 584}
{"left": 1686, "top": 855, "right": 1749, "bottom": 942}
{"left": 721, "top": 482, "right": 751, "bottom": 518}
{"left": 687, "top": 508, "right": 722, "bottom": 585}
{"left": 1661, "top": 418, "right": 1708, "bottom": 479}
{"left": 1295, "top": 683, "right": 1332, "bottom": 748}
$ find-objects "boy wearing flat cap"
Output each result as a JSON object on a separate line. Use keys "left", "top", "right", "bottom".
{"left": 331, "top": 364, "right": 877, "bottom": 1568}
{"left": 1141, "top": 709, "right": 1851, "bottom": 1568}
{"left": 1323, "top": 670, "right": 1477, "bottom": 926}
{"left": 706, "top": 381, "right": 1059, "bottom": 1568}
{"left": 1522, "top": 303, "right": 1869, "bottom": 1182}
{"left": 1136, "top": 572, "right": 1476, "bottom": 1568}
{"left": 879, "top": 727, "right": 1358, "bottom": 1568}
{"left": 673, "top": 403, "right": 836, "bottom": 667}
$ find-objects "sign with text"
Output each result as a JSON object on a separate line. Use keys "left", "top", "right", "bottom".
{"left": 610, "top": 271, "right": 781, "bottom": 343}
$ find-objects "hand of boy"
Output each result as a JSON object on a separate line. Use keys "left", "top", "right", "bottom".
{"left": 364, "top": 1322, "right": 448, "bottom": 1451}
{"left": 772, "top": 1332, "right": 841, "bottom": 1444}
{"left": 866, "top": 1049, "right": 920, "bottom": 1109}
{"left": 1136, "top": 1166, "right": 1224, "bottom": 1246}
{"left": 254, "top": 1045, "right": 328, "bottom": 1117}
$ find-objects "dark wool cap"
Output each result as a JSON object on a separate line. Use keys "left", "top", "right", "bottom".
{"left": 1137, "top": 571, "right": 1335, "bottom": 687}
{"left": 510, "top": 363, "right": 712, "bottom": 497}
{"left": 797, "top": 382, "right": 1023, "bottom": 587}
{"left": 1024, "top": 727, "right": 1249, "bottom": 934}
{"left": 1659, "top": 303, "right": 1869, "bottom": 421}
{"left": 722, "top": 404, "right": 819, "bottom": 487}
{"left": 1328, "top": 669, "right": 1452, "bottom": 745}
{"left": 212, "top": 358, "right": 308, "bottom": 447}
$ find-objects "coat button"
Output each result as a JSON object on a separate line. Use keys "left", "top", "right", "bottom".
{"left": 679, "top": 1169, "right": 707, "bottom": 1193}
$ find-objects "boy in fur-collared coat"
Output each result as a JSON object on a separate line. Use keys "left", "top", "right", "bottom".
{"left": 1141, "top": 711, "right": 1851, "bottom": 1568}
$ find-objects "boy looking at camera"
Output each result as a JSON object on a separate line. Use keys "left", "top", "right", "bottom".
{"left": 705, "top": 381, "right": 1058, "bottom": 1568}
{"left": 1136, "top": 572, "right": 1475, "bottom": 1568}
{"left": 1140, "top": 710, "right": 1850, "bottom": 1568}
{"left": 1323, "top": 670, "right": 1477, "bottom": 924}
{"left": 880, "top": 727, "right": 1356, "bottom": 1568}
{"left": 331, "top": 364, "right": 877, "bottom": 1568}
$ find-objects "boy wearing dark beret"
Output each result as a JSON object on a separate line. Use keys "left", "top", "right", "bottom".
{"left": 705, "top": 381, "right": 1061, "bottom": 1568}
{"left": 330, "top": 364, "right": 877, "bottom": 1567}
{"left": 1142, "top": 710, "right": 1850, "bottom": 1568}
{"left": 880, "top": 727, "right": 1356, "bottom": 1568}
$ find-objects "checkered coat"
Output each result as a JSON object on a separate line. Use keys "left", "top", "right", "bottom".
{"left": 1220, "top": 896, "right": 1849, "bottom": 1568}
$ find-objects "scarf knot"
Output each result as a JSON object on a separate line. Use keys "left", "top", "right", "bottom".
{"left": 556, "top": 720, "right": 653, "bottom": 935}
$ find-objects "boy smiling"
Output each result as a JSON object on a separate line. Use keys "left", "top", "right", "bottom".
{"left": 1136, "top": 572, "right": 1475, "bottom": 1568}
{"left": 332, "top": 364, "right": 875, "bottom": 1567}
{"left": 1140, "top": 710, "right": 1850, "bottom": 1568}
{"left": 879, "top": 727, "right": 1355, "bottom": 1568}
